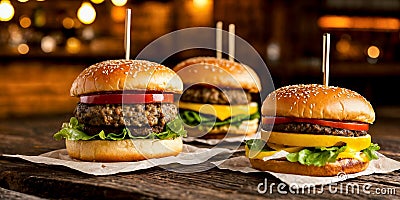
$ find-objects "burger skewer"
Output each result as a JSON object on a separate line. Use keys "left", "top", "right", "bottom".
{"left": 228, "top": 24, "right": 235, "bottom": 61}
{"left": 124, "top": 8, "right": 132, "bottom": 60}
{"left": 216, "top": 21, "right": 223, "bottom": 59}
{"left": 322, "top": 33, "right": 330, "bottom": 86}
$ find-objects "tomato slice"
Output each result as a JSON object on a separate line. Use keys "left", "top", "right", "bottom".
{"left": 262, "top": 116, "right": 369, "bottom": 131}
{"left": 80, "top": 93, "right": 174, "bottom": 104}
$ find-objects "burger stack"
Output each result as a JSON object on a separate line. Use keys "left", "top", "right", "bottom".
{"left": 245, "top": 84, "right": 380, "bottom": 176}
{"left": 54, "top": 60, "right": 186, "bottom": 162}
{"left": 173, "top": 57, "right": 261, "bottom": 139}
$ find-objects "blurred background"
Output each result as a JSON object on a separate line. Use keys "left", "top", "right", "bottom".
{"left": 0, "top": 0, "right": 399, "bottom": 119}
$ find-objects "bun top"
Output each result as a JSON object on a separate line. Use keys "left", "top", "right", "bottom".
{"left": 173, "top": 57, "right": 261, "bottom": 93}
{"left": 262, "top": 84, "right": 375, "bottom": 124}
{"left": 70, "top": 60, "right": 183, "bottom": 96}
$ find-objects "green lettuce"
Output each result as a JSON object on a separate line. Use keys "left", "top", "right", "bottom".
{"left": 53, "top": 117, "right": 187, "bottom": 141}
{"left": 244, "top": 139, "right": 380, "bottom": 167}
{"left": 180, "top": 110, "right": 260, "bottom": 128}
{"left": 286, "top": 146, "right": 347, "bottom": 167}
{"left": 362, "top": 143, "right": 380, "bottom": 160}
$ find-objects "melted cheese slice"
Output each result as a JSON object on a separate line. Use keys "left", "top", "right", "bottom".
{"left": 178, "top": 101, "right": 258, "bottom": 121}
{"left": 268, "top": 132, "right": 371, "bottom": 153}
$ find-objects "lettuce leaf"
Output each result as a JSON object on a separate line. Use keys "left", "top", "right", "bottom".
{"left": 180, "top": 110, "right": 260, "bottom": 128}
{"left": 244, "top": 139, "right": 380, "bottom": 167}
{"left": 53, "top": 117, "right": 187, "bottom": 141}
{"left": 362, "top": 143, "right": 380, "bottom": 160}
{"left": 286, "top": 146, "right": 347, "bottom": 167}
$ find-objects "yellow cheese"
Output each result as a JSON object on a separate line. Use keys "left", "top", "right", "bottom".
{"left": 268, "top": 132, "right": 371, "bottom": 153}
{"left": 178, "top": 101, "right": 258, "bottom": 121}
{"left": 245, "top": 145, "right": 303, "bottom": 159}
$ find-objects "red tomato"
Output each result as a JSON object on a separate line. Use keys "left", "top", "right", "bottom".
{"left": 263, "top": 116, "right": 369, "bottom": 131}
{"left": 80, "top": 93, "right": 174, "bottom": 104}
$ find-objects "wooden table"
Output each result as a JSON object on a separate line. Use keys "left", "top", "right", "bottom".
{"left": 0, "top": 114, "right": 399, "bottom": 199}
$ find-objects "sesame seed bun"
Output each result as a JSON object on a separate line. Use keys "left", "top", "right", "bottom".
{"left": 70, "top": 59, "right": 183, "bottom": 96}
{"left": 262, "top": 84, "right": 375, "bottom": 124}
{"left": 173, "top": 57, "right": 261, "bottom": 93}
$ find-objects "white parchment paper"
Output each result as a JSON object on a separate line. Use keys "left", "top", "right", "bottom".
{"left": 3, "top": 144, "right": 235, "bottom": 176}
{"left": 183, "top": 132, "right": 260, "bottom": 145}
{"left": 213, "top": 152, "right": 400, "bottom": 187}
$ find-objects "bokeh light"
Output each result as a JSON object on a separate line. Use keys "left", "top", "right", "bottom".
{"left": 77, "top": 2, "right": 96, "bottom": 25}
{"left": 111, "top": 0, "right": 127, "bottom": 7}
{"left": 0, "top": 0, "right": 15, "bottom": 21}
{"left": 193, "top": 0, "right": 210, "bottom": 8}
{"left": 111, "top": 6, "right": 125, "bottom": 22}
{"left": 41, "top": 36, "right": 56, "bottom": 53}
{"left": 66, "top": 37, "right": 81, "bottom": 54}
{"left": 367, "top": 46, "right": 380, "bottom": 59}
{"left": 17, "top": 43, "right": 29, "bottom": 54}
{"left": 91, "top": 0, "right": 104, "bottom": 4}
{"left": 62, "top": 17, "right": 75, "bottom": 29}
{"left": 19, "top": 16, "right": 32, "bottom": 28}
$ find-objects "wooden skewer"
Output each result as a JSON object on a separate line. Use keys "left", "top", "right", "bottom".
{"left": 322, "top": 33, "right": 330, "bottom": 86}
{"left": 228, "top": 24, "right": 235, "bottom": 61}
{"left": 216, "top": 21, "right": 223, "bottom": 59}
{"left": 124, "top": 9, "right": 132, "bottom": 60}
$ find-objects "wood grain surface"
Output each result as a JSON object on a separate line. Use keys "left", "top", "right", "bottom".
{"left": 0, "top": 114, "right": 399, "bottom": 199}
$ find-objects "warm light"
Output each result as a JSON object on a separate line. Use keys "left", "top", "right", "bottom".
{"left": 266, "top": 42, "right": 280, "bottom": 61}
{"left": 336, "top": 39, "right": 350, "bottom": 54}
{"left": 77, "top": 2, "right": 96, "bottom": 25}
{"left": 62, "top": 17, "right": 75, "bottom": 29}
{"left": 111, "top": 0, "right": 127, "bottom": 6}
{"left": 0, "top": 0, "right": 15, "bottom": 21}
{"left": 111, "top": 6, "right": 125, "bottom": 22}
{"left": 367, "top": 46, "right": 380, "bottom": 59}
{"left": 41, "top": 36, "right": 56, "bottom": 53}
{"left": 90, "top": 0, "right": 104, "bottom": 4}
{"left": 17, "top": 0, "right": 28, "bottom": 2}
{"left": 318, "top": 15, "right": 400, "bottom": 31}
{"left": 82, "top": 27, "right": 95, "bottom": 40}
{"left": 19, "top": 16, "right": 31, "bottom": 28}
{"left": 66, "top": 37, "right": 81, "bottom": 54}
{"left": 193, "top": 0, "right": 209, "bottom": 8}
{"left": 17, "top": 43, "right": 29, "bottom": 54}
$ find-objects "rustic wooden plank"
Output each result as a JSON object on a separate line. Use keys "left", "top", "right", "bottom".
{"left": 0, "top": 187, "right": 45, "bottom": 200}
{"left": 1, "top": 156, "right": 399, "bottom": 199}
{"left": 0, "top": 115, "right": 399, "bottom": 199}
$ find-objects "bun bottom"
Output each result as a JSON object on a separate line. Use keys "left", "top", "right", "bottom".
{"left": 186, "top": 119, "right": 259, "bottom": 139}
{"left": 249, "top": 158, "right": 369, "bottom": 177}
{"left": 66, "top": 137, "right": 183, "bottom": 162}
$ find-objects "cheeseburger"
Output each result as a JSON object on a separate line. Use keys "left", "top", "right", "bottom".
{"left": 173, "top": 57, "right": 261, "bottom": 139}
{"left": 246, "top": 84, "right": 380, "bottom": 176}
{"left": 54, "top": 60, "right": 186, "bottom": 162}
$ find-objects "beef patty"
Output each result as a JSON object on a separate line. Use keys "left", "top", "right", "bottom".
{"left": 265, "top": 123, "right": 367, "bottom": 137}
{"left": 180, "top": 85, "right": 252, "bottom": 105}
{"left": 75, "top": 103, "right": 177, "bottom": 135}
